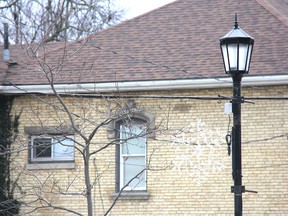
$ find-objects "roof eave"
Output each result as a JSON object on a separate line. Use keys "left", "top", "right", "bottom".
{"left": 1, "top": 75, "right": 287, "bottom": 94}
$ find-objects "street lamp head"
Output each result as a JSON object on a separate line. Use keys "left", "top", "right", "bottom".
{"left": 220, "top": 14, "right": 254, "bottom": 75}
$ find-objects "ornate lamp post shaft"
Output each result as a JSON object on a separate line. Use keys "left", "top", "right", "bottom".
{"left": 231, "top": 73, "right": 244, "bottom": 216}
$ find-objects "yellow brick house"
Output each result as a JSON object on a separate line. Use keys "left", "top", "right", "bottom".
{"left": 1, "top": 0, "right": 288, "bottom": 215}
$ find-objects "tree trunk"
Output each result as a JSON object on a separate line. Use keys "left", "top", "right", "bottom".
{"left": 84, "top": 143, "right": 93, "bottom": 216}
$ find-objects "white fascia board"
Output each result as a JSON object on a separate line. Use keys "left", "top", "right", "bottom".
{"left": 1, "top": 75, "right": 288, "bottom": 94}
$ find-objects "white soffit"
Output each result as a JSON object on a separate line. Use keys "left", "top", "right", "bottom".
{"left": 1, "top": 75, "right": 288, "bottom": 94}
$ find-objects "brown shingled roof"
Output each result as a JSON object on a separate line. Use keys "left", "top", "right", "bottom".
{"left": 3, "top": 0, "right": 288, "bottom": 85}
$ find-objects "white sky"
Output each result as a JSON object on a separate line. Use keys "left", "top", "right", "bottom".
{"left": 114, "top": 0, "right": 176, "bottom": 19}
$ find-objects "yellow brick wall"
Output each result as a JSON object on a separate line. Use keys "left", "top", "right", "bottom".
{"left": 10, "top": 85, "right": 288, "bottom": 215}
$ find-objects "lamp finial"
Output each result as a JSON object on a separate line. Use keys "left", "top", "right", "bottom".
{"left": 234, "top": 13, "right": 238, "bottom": 29}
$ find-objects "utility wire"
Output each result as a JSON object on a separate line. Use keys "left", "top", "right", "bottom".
{"left": 87, "top": 43, "right": 231, "bottom": 84}
{"left": 242, "top": 133, "right": 288, "bottom": 144}
{"left": 85, "top": 42, "right": 288, "bottom": 97}
{"left": 20, "top": 91, "right": 288, "bottom": 101}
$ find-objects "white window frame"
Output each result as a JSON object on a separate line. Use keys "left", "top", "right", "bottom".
{"left": 119, "top": 123, "right": 147, "bottom": 191}
{"left": 30, "top": 135, "right": 74, "bottom": 162}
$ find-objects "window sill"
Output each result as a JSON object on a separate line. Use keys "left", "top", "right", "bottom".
{"left": 111, "top": 191, "right": 149, "bottom": 200}
{"left": 27, "top": 162, "right": 75, "bottom": 170}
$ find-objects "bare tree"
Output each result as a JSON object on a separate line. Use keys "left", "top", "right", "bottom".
{"left": 0, "top": 0, "right": 19, "bottom": 10}
{"left": 0, "top": 37, "right": 170, "bottom": 215}
{"left": 0, "top": 0, "right": 123, "bottom": 43}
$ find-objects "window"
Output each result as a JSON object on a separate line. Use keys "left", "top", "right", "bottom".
{"left": 117, "top": 119, "right": 147, "bottom": 191}
{"left": 30, "top": 136, "right": 74, "bottom": 162}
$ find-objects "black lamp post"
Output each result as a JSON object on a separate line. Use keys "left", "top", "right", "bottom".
{"left": 219, "top": 14, "right": 254, "bottom": 216}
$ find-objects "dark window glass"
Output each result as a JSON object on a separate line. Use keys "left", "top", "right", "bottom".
{"left": 33, "top": 138, "right": 52, "bottom": 158}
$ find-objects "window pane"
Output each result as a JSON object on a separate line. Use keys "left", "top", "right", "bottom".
{"left": 33, "top": 138, "right": 52, "bottom": 158}
{"left": 121, "top": 124, "right": 146, "bottom": 155}
{"left": 123, "top": 156, "right": 146, "bottom": 189}
{"left": 53, "top": 137, "right": 74, "bottom": 159}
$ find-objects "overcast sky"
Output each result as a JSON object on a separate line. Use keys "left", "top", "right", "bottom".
{"left": 114, "top": 0, "right": 176, "bottom": 19}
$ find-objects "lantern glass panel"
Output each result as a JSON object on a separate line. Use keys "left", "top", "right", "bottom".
{"left": 227, "top": 43, "right": 238, "bottom": 71}
{"left": 239, "top": 43, "right": 249, "bottom": 71}
{"left": 246, "top": 44, "right": 253, "bottom": 71}
{"left": 221, "top": 44, "right": 229, "bottom": 72}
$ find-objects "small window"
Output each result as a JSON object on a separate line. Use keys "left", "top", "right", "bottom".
{"left": 117, "top": 120, "right": 147, "bottom": 191}
{"left": 31, "top": 136, "right": 74, "bottom": 162}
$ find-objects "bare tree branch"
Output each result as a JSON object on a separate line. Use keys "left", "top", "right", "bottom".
{"left": 104, "top": 168, "right": 147, "bottom": 216}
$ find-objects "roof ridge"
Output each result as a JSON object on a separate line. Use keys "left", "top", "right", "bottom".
{"left": 255, "top": 0, "right": 288, "bottom": 27}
